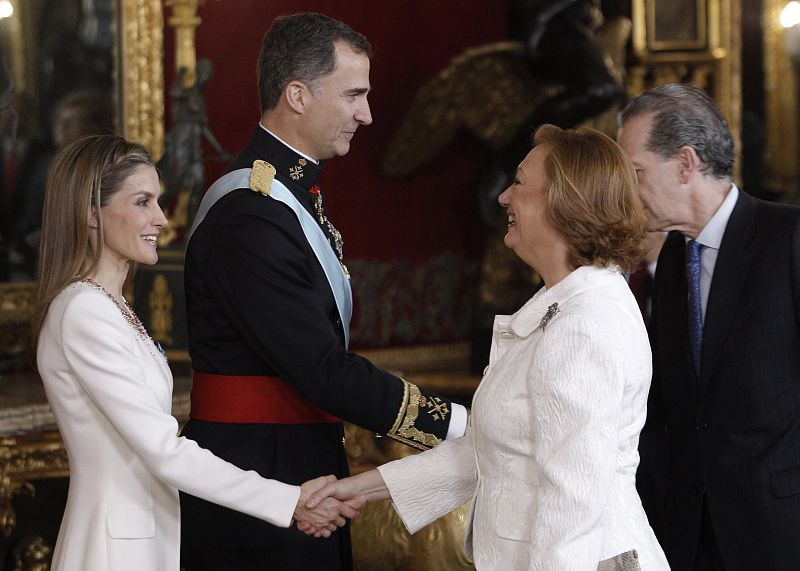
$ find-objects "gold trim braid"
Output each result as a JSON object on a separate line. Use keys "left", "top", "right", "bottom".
{"left": 386, "top": 381, "right": 443, "bottom": 451}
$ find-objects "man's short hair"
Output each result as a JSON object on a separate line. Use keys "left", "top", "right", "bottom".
{"left": 618, "top": 83, "right": 734, "bottom": 180}
{"left": 257, "top": 13, "right": 372, "bottom": 113}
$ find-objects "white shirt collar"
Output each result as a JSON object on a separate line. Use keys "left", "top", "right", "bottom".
{"left": 693, "top": 183, "right": 739, "bottom": 250}
{"left": 258, "top": 123, "right": 319, "bottom": 164}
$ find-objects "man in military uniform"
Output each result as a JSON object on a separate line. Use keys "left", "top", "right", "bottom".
{"left": 180, "top": 13, "right": 467, "bottom": 570}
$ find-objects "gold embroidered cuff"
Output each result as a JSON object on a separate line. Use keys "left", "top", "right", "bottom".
{"left": 386, "top": 380, "right": 445, "bottom": 451}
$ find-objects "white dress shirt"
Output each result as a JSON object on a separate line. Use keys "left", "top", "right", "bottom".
{"left": 688, "top": 184, "right": 739, "bottom": 320}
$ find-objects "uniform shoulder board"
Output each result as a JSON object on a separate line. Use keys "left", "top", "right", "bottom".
{"left": 249, "top": 160, "right": 276, "bottom": 196}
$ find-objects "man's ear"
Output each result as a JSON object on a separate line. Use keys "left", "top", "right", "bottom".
{"left": 284, "top": 81, "right": 308, "bottom": 114}
{"left": 677, "top": 145, "right": 701, "bottom": 184}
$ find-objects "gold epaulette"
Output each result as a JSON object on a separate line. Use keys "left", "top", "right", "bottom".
{"left": 386, "top": 379, "right": 447, "bottom": 451}
{"left": 249, "top": 160, "right": 276, "bottom": 196}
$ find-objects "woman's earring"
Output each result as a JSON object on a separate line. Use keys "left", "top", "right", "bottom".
{"left": 90, "top": 223, "right": 98, "bottom": 229}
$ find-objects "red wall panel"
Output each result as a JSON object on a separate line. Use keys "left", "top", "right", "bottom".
{"left": 164, "top": 1, "right": 507, "bottom": 346}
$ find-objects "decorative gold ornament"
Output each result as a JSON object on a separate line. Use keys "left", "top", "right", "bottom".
{"left": 0, "top": 432, "right": 69, "bottom": 538}
{"left": 0, "top": 283, "right": 36, "bottom": 360}
{"left": 120, "top": 0, "right": 165, "bottom": 160}
{"left": 764, "top": 0, "right": 800, "bottom": 196}
{"left": 249, "top": 160, "right": 276, "bottom": 196}
{"left": 148, "top": 274, "right": 174, "bottom": 345}
{"left": 424, "top": 397, "right": 450, "bottom": 422}
{"left": 387, "top": 381, "right": 443, "bottom": 451}
{"left": 165, "top": 0, "right": 204, "bottom": 89}
{"left": 10, "top": 535, "right": 51, "bottom": 571}
{"left": 345, "top": 424, "right": 475, "bottom": 570}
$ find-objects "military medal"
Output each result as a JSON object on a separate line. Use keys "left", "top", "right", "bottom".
{"left": 309, "top": 184, "right": 349, "bottom": 279}
{"left": 289, "top": 157, "right": 306, "bottom": 181}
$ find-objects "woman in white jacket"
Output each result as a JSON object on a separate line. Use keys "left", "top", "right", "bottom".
{"left": 32, "top": 135, "right": 358, "bottom": 571}
{"left": 304, "top": 125, "right": 670, "bottom": 570}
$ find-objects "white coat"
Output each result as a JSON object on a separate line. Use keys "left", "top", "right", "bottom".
{"left": 378, "top": 266, "right": 670, "bottom": 570}
{"left": 37, "top": 282, "right": 301, "bottom": 571}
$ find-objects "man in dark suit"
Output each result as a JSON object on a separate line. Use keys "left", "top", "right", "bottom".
{"left": 180, "top": 13, "right": 467, "bottom": 571}
{"left": 617, "top": 83, "right": 800, "bottom": 571}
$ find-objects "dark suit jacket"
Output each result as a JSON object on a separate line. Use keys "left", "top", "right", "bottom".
{"left": 642, "top": 190, "right": 800, "bottom": 570}
{"left": 180, "top": 127, "right": 459, "bottom": 570}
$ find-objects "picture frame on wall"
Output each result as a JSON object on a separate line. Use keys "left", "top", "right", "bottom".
{"left": 638, "top": 0, "right": 709, "bottom": 51}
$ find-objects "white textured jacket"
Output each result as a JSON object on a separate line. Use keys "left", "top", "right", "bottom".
{"left": 379, "top": 266, "right": 669, "bottom": 570}
{"left": 38, "top": 282, "right": 301, "bottom": 571}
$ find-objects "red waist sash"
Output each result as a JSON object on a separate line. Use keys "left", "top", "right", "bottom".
{"left": 190, "top": 372, "right": 341, "bottom": 424}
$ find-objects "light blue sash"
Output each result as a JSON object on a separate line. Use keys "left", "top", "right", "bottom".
{"left": 187, "top": 168, "right": 353, "bottom": 347}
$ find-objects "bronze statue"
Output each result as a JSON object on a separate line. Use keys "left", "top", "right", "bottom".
{"left": 382, "top": 0, "right": 626, "bottom": 217}
{"left": 158, "top": 59, "right": 229, "bottom": 244}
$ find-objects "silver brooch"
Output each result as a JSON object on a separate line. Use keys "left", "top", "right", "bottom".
{"left": 539, "top": 303, "right": 560, "bottom": 330}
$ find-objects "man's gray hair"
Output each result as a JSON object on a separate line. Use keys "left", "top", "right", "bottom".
{"left": 618, "top": 84, "right": 733, "bottom": 180}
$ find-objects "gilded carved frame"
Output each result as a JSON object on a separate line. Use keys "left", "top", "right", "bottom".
{"left": 0, "top": 1, "right": 164, "bottom": 361}
{"left": 644, "top": 0, "right": 709, "bottom": 51}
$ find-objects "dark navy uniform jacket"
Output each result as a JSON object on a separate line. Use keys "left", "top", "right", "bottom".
{"left": 180, "top": 126, "right": 458, "bottom": 571}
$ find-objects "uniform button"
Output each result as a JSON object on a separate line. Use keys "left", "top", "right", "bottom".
{"left": 696, "top": 423, "right": 708, "bottom": 431}
{"left": 693, "top": 485, "right": 705, "bottom": 494}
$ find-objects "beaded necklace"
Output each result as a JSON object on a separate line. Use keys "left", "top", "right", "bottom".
{"left": 80, "top": 278, "right": 166, "bottom": 361}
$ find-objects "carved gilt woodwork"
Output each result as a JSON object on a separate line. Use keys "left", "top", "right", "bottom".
{"left": 0, "top": 432, "right": 68, "bottom": 538}
{"left": 119, "top": 0, "right": 165, "bottom": 160}
{"left": 764, "top": 0, "right": 800, "bottom": 197}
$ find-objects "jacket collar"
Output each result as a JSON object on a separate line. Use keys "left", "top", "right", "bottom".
{"left": 244, "top": 126, "right": 323, "bottom": 191}
{"left": 509, "top": 265, "right": 621, "bottom": 338}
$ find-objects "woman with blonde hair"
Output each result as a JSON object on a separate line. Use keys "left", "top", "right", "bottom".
{"left": 33, "top": 135, "right": 357, "bottom": 570}
{"left": 304, "top": 125, "right": 670, "bottom": 570}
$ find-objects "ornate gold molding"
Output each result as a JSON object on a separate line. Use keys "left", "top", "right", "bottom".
{"left": 6, "top": 1, "right": 45, "bottom": 136}
{"left": 148, "top": 274, "right": 174, "bottom": 344}
{"left": 165, "top": 0, "right": 204, "bottom": 88}
{"left": 0, "top": 283, "right": 36, "bottom": 359}
{"left": 351, "top": 500, "right": 475, "bottom": 571}
{"left": 717, "top": 0, "right": 742, "bottom": 174}
{"left": 764, "top": 0, "right": 800, "bottom": 197}
{"left": 0, "top": 283, "right": 35, "bottom": 324}
{"left": 119, "top": 0, "right": 165, "bottom": 160}
{"left": 0, "top": 432, "right": 68, "bottom": 538}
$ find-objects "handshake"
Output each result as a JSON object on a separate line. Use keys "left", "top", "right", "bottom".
{"left": 292, "top": 470, "right": 389, "bottom": 538}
